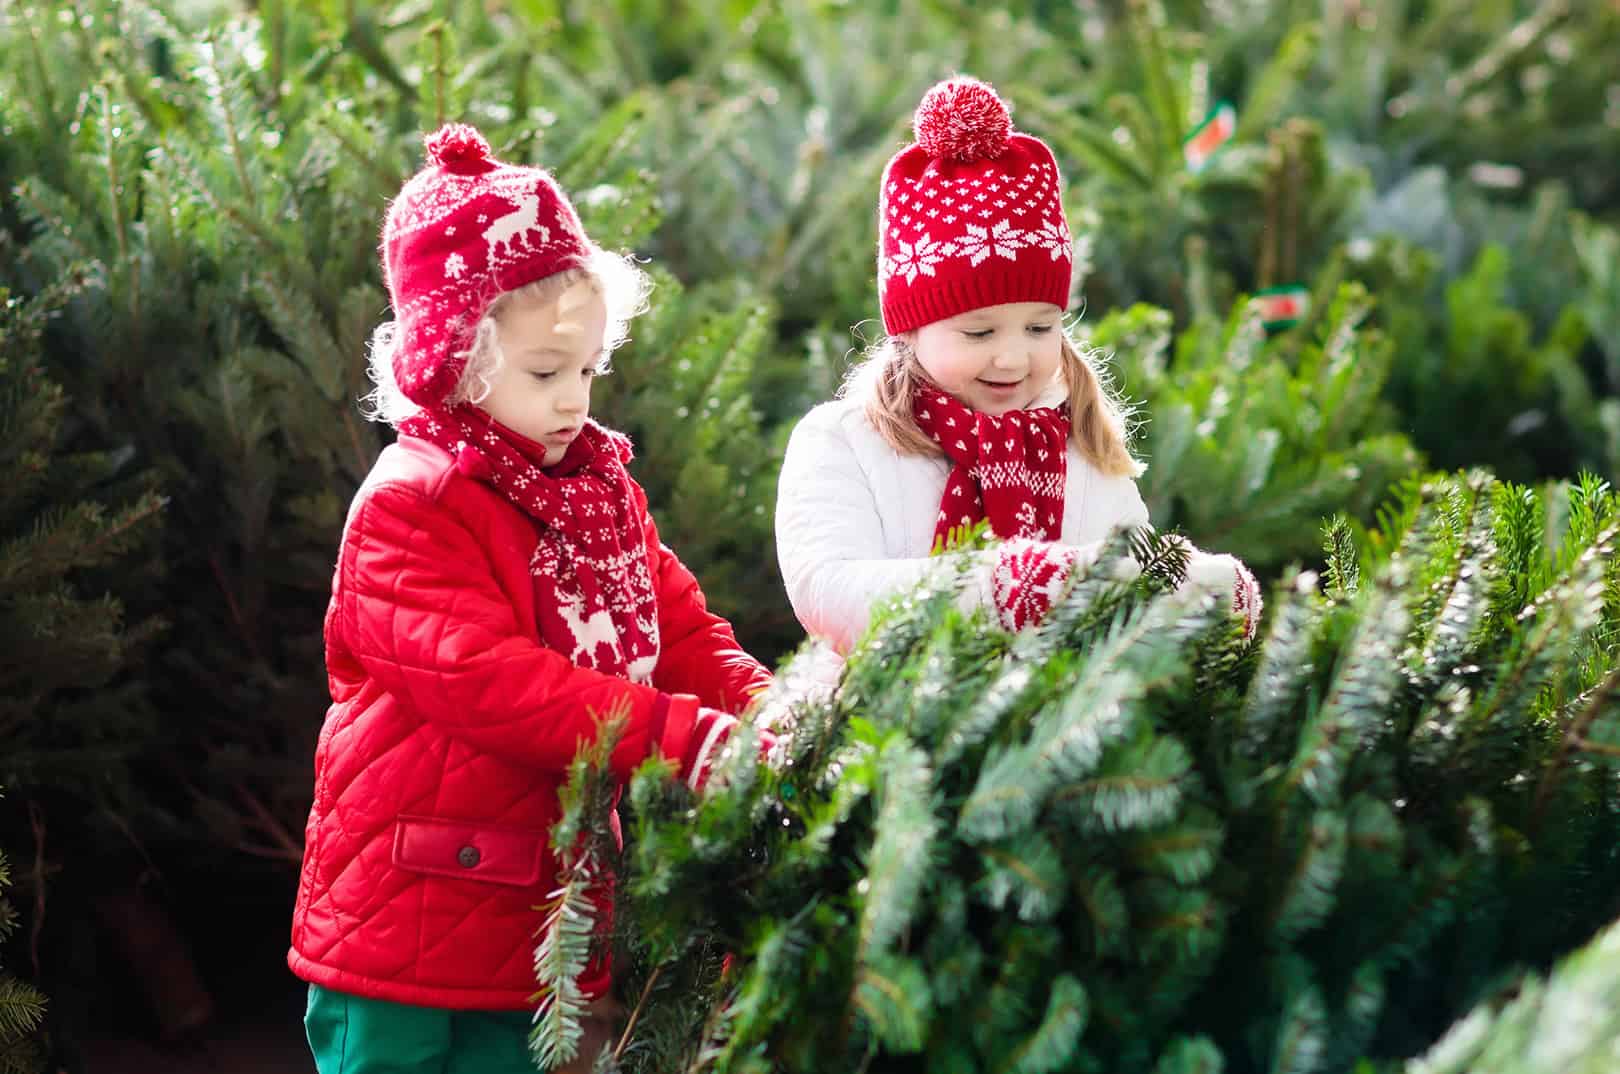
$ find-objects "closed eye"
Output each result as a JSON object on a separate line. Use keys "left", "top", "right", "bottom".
{"left": 529, "top": 370, "right": 556, "bottom": 381}
{"left": 962, "top": 328, "right": 995, "bottom": 340}
{"left": 1027, "top": 324, "right": 1056, "bottom": 335}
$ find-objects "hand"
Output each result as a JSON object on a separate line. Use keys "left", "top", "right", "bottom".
{"left": 685, "top": 708, "right": 779, "bottom": 793}
{"left": 1180, "top": 551, "right": 1263, "bottom": 642}
{"left": 990, "top": 538, "right": 1086, "bottom": 632}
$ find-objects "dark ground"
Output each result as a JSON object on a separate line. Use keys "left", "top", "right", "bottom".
{"left": 58, "top": 859, "right": 313, "bottom": 1074}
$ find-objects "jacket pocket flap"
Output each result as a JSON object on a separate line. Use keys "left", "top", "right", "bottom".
{"left": 392, "top": 815, "right": 546, "bottom": 888}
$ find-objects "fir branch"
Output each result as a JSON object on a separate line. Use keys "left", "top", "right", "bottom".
{"left": 1287, "top": 570, "right": 1409, "bottom": 805}
{"left": 1123, "top": 0, "right": 1183, "bottom": 169}
{"left": 856, "top": 735, "right": 938, "bottom": 963}
{"left": 1150, "top": 1036, "right": 1224, "bottom": 1074}
{"left": 531, "top": 851, "right": 601, "bottom": 1071}
{"left": 1232, "top": 571, "right": 1322, "bottom": 770}
{"left": 936, "top": 658, "right": 1043, "bottom": 767}
{"left": 977, "top": 833, "right": 1067, "bottom": 923}
{"left": 1128, "top": 526, "right": 1192, "bottom": 591}
{"left": 1407, "top": 474, "right": 1498, "bottom": 688}
{"left": 1268, "top": 968, "right": 1328, "bottom": 1074}
{"left": 957, "top": 673, "right": 1135, "bottom": 844}
{"left": 1052, "top": 732, "right": 1191, "bottom": 835}
{"left": 1530, "top": 662, "right": 1620, "bottom": 832}
{"left": 1124, "top": 807, "right": 1224, "bottom": 886}
{"left": 1072, "top": 865, "right": 1130, "bottom": 959}
{"left": 1135, "top": 885, "right": 1222, "bottom": 966}
{"left": 1324, "top": 961, "right": 1386, "bottom": 1073}
{"left": 713, "top": 908, "right": 813, "bottom": 1064}
{"left": 962, "top": 592, "right": 1219, "bottom": 842}
{"left": 1001, "top": 974, "right": 1088, "bottom": 1074}
{"left": 0, "top": 978, "right": 45, "bottom": 1047}
{"left": 1322, "top": 515, "right": 1361, "bottom": 599}
{"left": 200, "top": 38, "right": 258, "bottom": 210}
{"left": 852, "top": 953, "right": 931, "bottom": 1055}
{"left": 1469, "top": 531, "right": 1611, "bottom": 756}
{"left": 1272, "top": 812, "right": 1348, "bottom": 942}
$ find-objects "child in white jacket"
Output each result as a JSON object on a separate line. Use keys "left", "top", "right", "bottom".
{"left": 775, "top": 77, "right": 1260, "bottom": 655}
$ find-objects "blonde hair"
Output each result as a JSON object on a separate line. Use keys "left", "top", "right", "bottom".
{"left": 361, "top": 245, "right": 653, "bottom": 427}
{"left": 844, "top": 330, "right": 1143, "bottom": 478}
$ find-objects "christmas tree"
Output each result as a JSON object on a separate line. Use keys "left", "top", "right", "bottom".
{"left": 0, "top": 273, "right": 163, "bottom": 1070}
{"left": 542, "top": 468, "right": 1620, "bottom": 1073}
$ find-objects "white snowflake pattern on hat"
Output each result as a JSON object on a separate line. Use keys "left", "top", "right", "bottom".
{"left": 955, "top": 219, "right": 1027, "bottom": 267}
{"left": 884, "top": 232, "right": 958, "bottom": 285}
{"left": 1029, "top": 216, "right": 1073, "bottom": 261}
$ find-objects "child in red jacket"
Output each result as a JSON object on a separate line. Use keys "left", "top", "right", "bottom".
{"left": 288, "top": 123, "right": 773, "bottom": 1074}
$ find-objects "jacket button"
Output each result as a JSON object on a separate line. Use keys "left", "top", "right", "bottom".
{"left": 457, "top": 845, "right": 481, "bottom": 868}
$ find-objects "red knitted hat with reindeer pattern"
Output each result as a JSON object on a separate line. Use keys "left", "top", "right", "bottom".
{"left": 382, "top": 123, "right": 592, "bottom": 407}
{"left": 878, "top": 78, "right": 1074, "bottom": 335}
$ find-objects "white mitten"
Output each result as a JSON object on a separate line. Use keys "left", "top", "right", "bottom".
{"left": 1180, "top": 548, "right": 1263, "bottom": 642}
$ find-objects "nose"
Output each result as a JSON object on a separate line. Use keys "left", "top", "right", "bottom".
{"left": 556, "top": 377, "right": 589, "bottom": 415}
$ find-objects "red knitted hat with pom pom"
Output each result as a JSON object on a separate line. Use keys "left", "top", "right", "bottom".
{"left": 878, "top": 78, "right": 1074, "bottom": 335}
{"left": 381, "top": 123, "right": 592, "bottom": 407}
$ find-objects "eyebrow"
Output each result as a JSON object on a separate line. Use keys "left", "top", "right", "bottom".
{"left": 525, "top": 345, "right": 606, "bottom": 359}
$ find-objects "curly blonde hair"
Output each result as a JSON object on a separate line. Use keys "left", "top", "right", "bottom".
{"left": 361, "top": 245, "right": 653, "bottom": 427}
{"left": 842, "top": 328, "right": 1143, "bottom": 478}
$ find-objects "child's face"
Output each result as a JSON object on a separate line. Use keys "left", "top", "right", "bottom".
{"left": 910, "top": 301, "right": 1064, "bottom": 415}
{"left": 479, "top": 282, "right": 607, "bottom": 465}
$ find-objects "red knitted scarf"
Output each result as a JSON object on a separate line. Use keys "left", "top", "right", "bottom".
{"left": 399, "top": 404, "right": 660, "bottom": 683}
{"left": 913, "top": 385, "right": 1070, "bottom": 550}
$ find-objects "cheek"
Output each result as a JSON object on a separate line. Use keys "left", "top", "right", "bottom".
{"left": 917, "top": 342, "right": 979, "bottom": 388}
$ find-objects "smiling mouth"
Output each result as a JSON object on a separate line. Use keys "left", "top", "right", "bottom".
{"left": 977, "top": 378, "right": 1025, "bottom": 388}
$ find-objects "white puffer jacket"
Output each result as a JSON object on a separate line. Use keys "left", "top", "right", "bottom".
{"left": 775, "top": 381, "right": 1154, "bottom": 654}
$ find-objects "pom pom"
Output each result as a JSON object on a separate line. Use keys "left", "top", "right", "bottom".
{"left": 424, "top": 123, "right": 493, "bottom": 170}
{"left": 913, "top": 78, "right": 1012, "bottom": 163}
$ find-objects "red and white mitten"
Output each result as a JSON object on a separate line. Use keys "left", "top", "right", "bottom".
{"left": 990, "top": 539, "right": 1087, "bottom": 632}
{"left": 1181, "top": 551, "right": 1263, "bottom": 642}
{"left": 684, "top": 708, "right": 779, "bottom": 793}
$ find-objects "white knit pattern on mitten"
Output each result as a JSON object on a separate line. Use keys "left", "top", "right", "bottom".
{"left": 989, "top": 539, "right": 1083, "bottom": 632}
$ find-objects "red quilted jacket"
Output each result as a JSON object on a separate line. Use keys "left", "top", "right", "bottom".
{"left": 287, "top": 436, "right": 771, "bottom": 1010}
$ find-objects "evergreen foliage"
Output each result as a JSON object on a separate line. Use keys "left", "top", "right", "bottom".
{"left": 1402, "top": 912, "right": 1620, "bottom": 1074}
{"left": 0, "top": 275, "right": 163, "bottom": 803}
{"left": 548, "top": 471, "right": 1620, "bottom": 1072}
{"left": 1087, "top": 284, "right": 1418, "bottom": 574}
{"left": 0, "top": 276, "right": 161, "bottom": 1072}
{"left": 0, "top": 809, "right": 46, "bottom": 1074}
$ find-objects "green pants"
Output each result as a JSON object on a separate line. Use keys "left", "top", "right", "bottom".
{"left": 305, "top": 984, "right": 617, "bottom": 1074}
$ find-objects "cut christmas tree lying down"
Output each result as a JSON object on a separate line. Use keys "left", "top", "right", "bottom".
{"left": 537, "top": 470, "right": 1620, "bottom": 1074}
